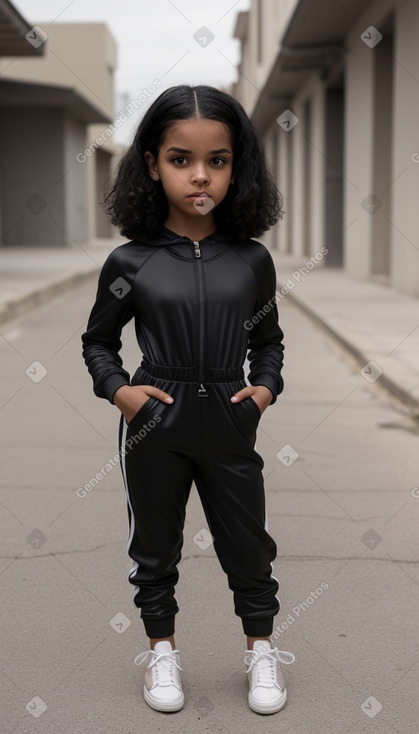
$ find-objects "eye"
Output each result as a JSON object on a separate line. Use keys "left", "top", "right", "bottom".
{"left": 211, "top": 157, "right": 226, "bottom": 166}
{"left": 170, "top": 156, "right": 189, "bottom": 165}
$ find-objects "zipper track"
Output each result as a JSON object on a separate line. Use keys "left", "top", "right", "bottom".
{"left": 192, "top": 240, "right": 208, "bottom": 397}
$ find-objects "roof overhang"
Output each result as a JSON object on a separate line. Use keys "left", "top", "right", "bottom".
{"left": 0, "top": 0, "right": 45, "bottom": 56}
{"left": 233, "top": 11, "right": 249, "bottom": 42}
{"left": 0, "top": 78, "right": 111, "bottom": 123}
{"left": 249, "top": 0, "right": 369, "bottom": 133}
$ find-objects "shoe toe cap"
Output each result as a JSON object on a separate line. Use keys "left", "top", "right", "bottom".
{"left": 250, "top": 684, "right": 285, "bottom": 703}
{"left": 149, "top": 684, "right": 182, "bottom": 702}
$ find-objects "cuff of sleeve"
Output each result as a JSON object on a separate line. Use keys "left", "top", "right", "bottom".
{"left": 102, "top": 374, "right": 131, "bottom": 404}
{"left": 250, "top": 374, "right": 283, "bottom": 405}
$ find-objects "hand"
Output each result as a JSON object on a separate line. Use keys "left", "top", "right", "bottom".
{"left": 113, "top": 384, "right": 174, "bottom": 423}
{"left": 231, "top": 385, "right": 273, "bottom": 415}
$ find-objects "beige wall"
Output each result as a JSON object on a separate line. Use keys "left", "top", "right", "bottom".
{"left": 63, "top": 113, "right": 89, "bottom": 243}
{"left": 234, "top": 0, "right": 299, "bottom": 115}
{"left": 390, "top": 0, "right": 419, "bottom": 295}
{"left": 235, "top": 0, "right": 419, "bottom": 296}
{"left": 0, "top": 108, "right": 65, "bottom": 245}
{"left": 343, "top": 0, "right": 394, "bottom": 279}
{"left": 0, "top": 23, "right": 118, "bottom": 245}
{"left": 0, "top": 108, "right": 91, "bottom": 245}
{"left": 82, "top": 123, "right": 124, "bottom": 241}
{"left": 0, "top": 23, "right": 116, "bottom": 121}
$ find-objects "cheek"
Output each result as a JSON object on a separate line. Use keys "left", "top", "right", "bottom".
{"left": 219, "top": 173, "right": 234, "bottom": 193}
{"left": 215, "top": 166, "right": 233, "bottom": 185}
{"left": 162, "top": 168, "right": 187, "bottom": 192}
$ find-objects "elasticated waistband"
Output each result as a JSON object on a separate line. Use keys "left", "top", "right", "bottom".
{"left": 140, "top": 356, "right": 244, "bottom": 383}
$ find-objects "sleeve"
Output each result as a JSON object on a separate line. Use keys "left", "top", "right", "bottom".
{"left": 81, "top": 249, "right": 135, "bottom": 404}
{"left": 246, "top": 246, "right": 285, "bottom": 405}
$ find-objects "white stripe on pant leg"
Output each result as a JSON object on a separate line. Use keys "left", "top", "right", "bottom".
{"left": 120, "top": 417, "right": 140, "bottom": 610}
{"left": 265, "top": 510, "right": 281, "bottom": 613}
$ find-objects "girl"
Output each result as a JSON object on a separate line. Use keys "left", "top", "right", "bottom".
{"left": 81, "top": 84, "right": 295, "bottom": 716}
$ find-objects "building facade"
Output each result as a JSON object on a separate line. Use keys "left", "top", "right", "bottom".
{"left": 232, "top": 0, "right": 419, "bottom": 297}
{"left": 0, "top": 13, "right": 121, "bottom": 245}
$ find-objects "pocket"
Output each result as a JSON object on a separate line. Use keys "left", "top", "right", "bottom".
{"left": 247, "top": 395, "right": 262, "bottom": 419}
{"left": 238, "top": 395, "right": 262, "bottom": 423}
{"left": 126, "top": 396, "right": 154, "bottom": 428}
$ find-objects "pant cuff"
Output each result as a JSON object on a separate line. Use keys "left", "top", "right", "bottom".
{"left": 242, "top": 616, "right": 274, "bottom": 637}
{"left": 142, "top": 615, "right": 175, "bottom": 638}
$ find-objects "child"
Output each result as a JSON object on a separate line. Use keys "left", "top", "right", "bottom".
{"left": 81, "top": 84, "right": 295, "bottom": 715}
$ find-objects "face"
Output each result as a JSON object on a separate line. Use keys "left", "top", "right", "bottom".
{"left": 144, "top": 118, "right": 234, "bottom": 224}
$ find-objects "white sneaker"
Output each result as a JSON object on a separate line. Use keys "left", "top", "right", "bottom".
{"left": 135, "top": 640, "right": 185, "bottom": 712}
{"left": 244, "top": 640, "right": 295, "bottom": 714}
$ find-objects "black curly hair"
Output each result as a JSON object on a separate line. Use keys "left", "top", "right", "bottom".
{"left": 104, "top": 84, "right": 283, "bottom": 240}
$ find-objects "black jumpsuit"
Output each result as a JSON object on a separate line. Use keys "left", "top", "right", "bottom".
{"left": 81, "top": 225, "right": 285, "bottom": 639}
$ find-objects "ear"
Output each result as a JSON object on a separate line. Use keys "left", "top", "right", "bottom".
{"left": 144, "top": 151, "right": 160, "bottom": 181}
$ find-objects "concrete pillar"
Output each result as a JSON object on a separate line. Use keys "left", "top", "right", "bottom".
{"left": 343, "top": 36, "right": 375, "bottom": 277}
{"left": 63, "top": 114, "right": 89, "bottom": 244}
{"left": 95, "top": 149, "right": 113, "bottom": 238}
{"left": 324, "top": 88, "right": 344, "bottom": 266}
{"left": 261, "top": 131, "right": 276, "bottom": 250}
{"left": 390, "top": 1, "right": 419, "bottom": 295}
{"left": 309, "top": 86, "right": 326, "bottom": 258}
{"left": 370, "top": 35, "right": 393, "bottom": 279}
{"left": 276, "top": 125, "right": 289, "bottom": 254}
{"left": 289, "top": 100, "right": 305, "bottom": 257}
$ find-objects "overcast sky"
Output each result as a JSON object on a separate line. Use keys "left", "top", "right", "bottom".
{"left": 13, "top": 0, "right": 251, "bottom": 144}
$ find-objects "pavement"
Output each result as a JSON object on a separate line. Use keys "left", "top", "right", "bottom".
{"left": 0, "top": 239, "right": 119, "bottom": 327}
{"left": 1, "top": 241, "right": 418, "bottom": 733}
{"left": 271, "top": 252, "right": 419, "bottom": 418}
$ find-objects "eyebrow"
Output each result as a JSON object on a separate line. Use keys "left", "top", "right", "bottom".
{"left": 166, "top": 147, "right": 232, "bottom": 154}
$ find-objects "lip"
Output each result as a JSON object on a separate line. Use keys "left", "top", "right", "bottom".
{"left": 187, "top": 192, "right": 211, "bottom": 199}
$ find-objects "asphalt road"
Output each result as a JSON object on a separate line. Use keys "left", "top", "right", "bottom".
{"left": 1, "top": 275, "right": 418, "bottom": 733}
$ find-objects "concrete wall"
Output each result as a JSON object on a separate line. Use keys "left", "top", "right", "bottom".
{"left": 234, "top": 0, "right": 419, "bottom": 296}
{"left": 343, "top": 5, "right": 385, "bottom": 278}
{"left": 63, "top": 113, "right": 89, "bottom": 244}
{"left": 276, "top": 124, "right": 291, "bottom": 254}
{"left": 0, "top": 108, "right": 66, "bottom": 245}
{"left": 0, "top": 23, "right": 117, "bottom": 245}
{"left": 82, "top": 123, "right": 122, "bottom": 241}
{"left": 283, "top": 73, "right": 326, "bottom": 260}
{"left": 0, "top": 105, "right": 115, "bottom": 245}
{"left": 343, "top": 0, "right": 418, "bottom": 294}
{"left": 234, "top": 0, "right": 299, "bottom": 115}
{"left": 309, "top": 86, "right": 326, "bottom": 259}
{"left": 390, "top": 0, "right": 419, "bottom": 295}
{"left": 0, "top": 23, "right": 116, "bottom": 120}
{"left": 95, "top": 148, "right": 113, "bottom": 238}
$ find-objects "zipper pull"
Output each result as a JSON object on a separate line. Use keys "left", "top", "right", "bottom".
{"left": 193, "top": 241, "right": 201, "bottom": 258}
{"left": 198, "top": 383, "right": 208, "bottom": 397}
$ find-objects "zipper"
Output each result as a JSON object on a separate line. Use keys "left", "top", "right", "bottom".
{"left": 192, "top": 240, "right": 208, "bottom": 397}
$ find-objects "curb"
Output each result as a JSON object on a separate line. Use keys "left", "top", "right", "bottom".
{"left": 0, "top": 267, "right": 99, "bottom": 328}
{"left": 276, "top": 276, "right": 419, "bottom": 417}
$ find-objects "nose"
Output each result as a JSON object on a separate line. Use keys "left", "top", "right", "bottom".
{"left": 191, "top": 162, "right": 209, "bottom": 185}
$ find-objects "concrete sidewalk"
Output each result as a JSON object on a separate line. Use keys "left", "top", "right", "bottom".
{"left": 272, "top": 252, "right": 419, "bottom": 416}
{"left": 1, "top": 241, "right": 418, "bottom": 415}
{"left": 0, "top": 238, "right": 120, "bottom": 326}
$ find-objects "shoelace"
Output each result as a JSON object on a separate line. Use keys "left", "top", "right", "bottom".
{"left": 244, "top": 647, "right": 295, "bottom": 687}
{"left": 134, "top": 648, "right": 184, "bottom": 687}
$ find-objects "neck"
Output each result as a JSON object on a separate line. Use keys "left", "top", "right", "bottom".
{"left": 163, "top": 213, "right": 217, "bottom": 242}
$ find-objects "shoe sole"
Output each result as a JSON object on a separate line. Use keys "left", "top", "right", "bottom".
{"left": 248, "top": 688, "right": 287, "bottom": 715}
{"left": 143, "top": 685, "right": 185, "bottom": 712}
